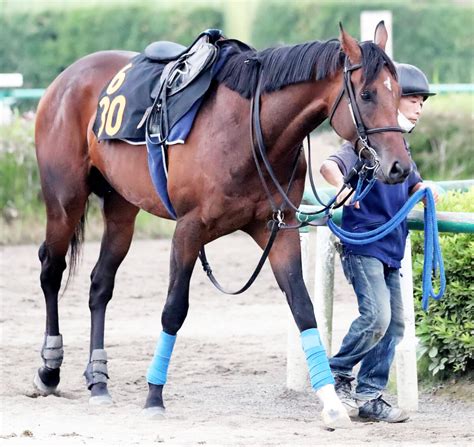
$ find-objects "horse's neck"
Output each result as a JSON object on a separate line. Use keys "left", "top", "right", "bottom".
{"left": 261, "top": 79, "right": 338, "bottom": 158}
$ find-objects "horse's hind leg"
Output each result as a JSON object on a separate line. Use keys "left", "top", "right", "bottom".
{"left": 247, "top": 225, "right": 351, "bottom": 428}
{"left": 85, "top": 189, "right": 139, "bottom": 405}
{"left": 34, "top": 184, "right": 89, "bottom": 395}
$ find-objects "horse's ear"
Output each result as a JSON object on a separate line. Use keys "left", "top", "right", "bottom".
{"left": 339, "top": 22, "right": 361, "bottom": 64}
{"left": 374, "top": 20, "right": 388, "bottom": 51}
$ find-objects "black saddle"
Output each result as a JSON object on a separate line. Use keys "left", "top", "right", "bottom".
{"left": 145, "top": 29, "right": 225, "bottom": 141}
{"left": 144, "top": 28, "right": 224, "bottom": 63}
{"left": 144, "top": 41, "right": 187, "bottom": 63}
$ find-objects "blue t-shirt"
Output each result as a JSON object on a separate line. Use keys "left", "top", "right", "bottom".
{"left": 328, "top": 142, "right": 422, "bottom": 269}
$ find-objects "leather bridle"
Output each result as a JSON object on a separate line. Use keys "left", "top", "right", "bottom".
{"left": 328, "top": 56, "right": 404, "bottom": 167}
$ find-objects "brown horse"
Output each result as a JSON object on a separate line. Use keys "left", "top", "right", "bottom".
{"left": 34, "top": 22, "right": 409, "bottom": 427}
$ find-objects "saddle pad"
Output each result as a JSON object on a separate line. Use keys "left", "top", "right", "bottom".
{"left": 92, "top": 40, "right": 248, "bottom": 219}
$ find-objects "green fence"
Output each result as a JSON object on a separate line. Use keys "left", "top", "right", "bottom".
{"left": 299, "top": 180, "right": 474, "bottom": 233}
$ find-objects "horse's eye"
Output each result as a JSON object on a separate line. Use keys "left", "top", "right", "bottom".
{"left": 360, "top": 90, "right": 372, "bottom": 101}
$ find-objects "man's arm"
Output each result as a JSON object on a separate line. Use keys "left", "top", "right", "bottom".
{"left": 320, "top": 160, "right": 345, "bottom": 189}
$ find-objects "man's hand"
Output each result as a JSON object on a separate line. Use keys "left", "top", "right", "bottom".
{"left": 411, "top": 182, "right": 439, "bottom": 206}
{"left": 321, "top": 160, "right": 360, "bottom": 209}
{"left": 335, "top": 186, "right": 360, "bottom": 209}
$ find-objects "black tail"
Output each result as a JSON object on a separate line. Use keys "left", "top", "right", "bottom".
{"left": 63, "top": 200, "right": 88, "bottom": 293}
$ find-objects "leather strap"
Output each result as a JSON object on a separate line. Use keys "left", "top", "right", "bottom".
{"left": 328, "top": 57, "right": 404, "bottom": 145}
{"left": 198, "top": 220, "right": 279, "bottom": 295}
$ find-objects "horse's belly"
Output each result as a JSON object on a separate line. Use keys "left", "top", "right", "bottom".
{"left": 88, "top": 136, "right": 172, "bottom": 219}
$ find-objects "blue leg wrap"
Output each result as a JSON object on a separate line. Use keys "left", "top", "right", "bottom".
{"left": 301, "top": 328, "right": 335, "bottom": 390}
{"left": 146, "top": 331, "right": 177, "bottom": 385}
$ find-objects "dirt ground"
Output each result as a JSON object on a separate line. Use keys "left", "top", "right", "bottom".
{"left": 1, "top": 233, "right": 473, "bottom": 446}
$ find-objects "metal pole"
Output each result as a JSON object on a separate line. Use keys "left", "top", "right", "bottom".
{"left": 223, "top": 0, "right": 258, "bottom": 43}
{"left": 313, "top": 227, "right": 336, "bottom": 355}
{"left": 396, "top": 235, "right": 419, "bottom": 411}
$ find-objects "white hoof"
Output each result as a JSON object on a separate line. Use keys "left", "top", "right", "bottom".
{"left": 33, "top": 371, "right": 58, "bottom": 396}
{"left": 321, "top": 406, "right": 352, "bottom": 429}
{"left": 89, "top": 394, "right": 113, "bottom": 406}
{"left": 342, "top": 401, "right": 359, "bottom": 418}
{"left": 141, "top": 406, "right": 166, "bottom": 419}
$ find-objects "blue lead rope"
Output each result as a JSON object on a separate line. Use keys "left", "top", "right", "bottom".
{"left": 327, "top": 187, "right": 445, "bottom": 310}
{"left": 352, "top": 173, "right": 377, "bottom": 203}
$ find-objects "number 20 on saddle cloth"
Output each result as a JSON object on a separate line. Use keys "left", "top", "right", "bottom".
{"left": 92, "top": 31, "right": 246, "bottom": 218}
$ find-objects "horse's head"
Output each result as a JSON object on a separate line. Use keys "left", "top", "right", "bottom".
{"left": 329, "top": 22, "right": 410, "bottom": 184}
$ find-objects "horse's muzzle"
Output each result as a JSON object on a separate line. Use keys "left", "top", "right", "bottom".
{"left": 385, "top": 160, "right": 412, "bottom": 184}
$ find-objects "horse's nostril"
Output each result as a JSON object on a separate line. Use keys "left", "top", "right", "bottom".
{"left": 389, "top": 161, "right": 407, "bottom": 181}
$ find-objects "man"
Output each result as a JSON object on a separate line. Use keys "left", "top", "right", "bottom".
{"left": 320, "top": 63, "right": 438, "bottom": 422}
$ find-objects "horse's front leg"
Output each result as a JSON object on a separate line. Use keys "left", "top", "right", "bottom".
{"left": 143, "top": 217, "right": 202, "bottom": 417}
{"left": 248, "top": 224, "right": 351, "bottom": 428}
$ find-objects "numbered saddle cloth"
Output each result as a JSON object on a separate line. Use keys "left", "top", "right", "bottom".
{"left": 92, "top": 53, "right": 165, "bottom": 144}
{"left": 92, "top": 40, "right": 236, "bottom": 145}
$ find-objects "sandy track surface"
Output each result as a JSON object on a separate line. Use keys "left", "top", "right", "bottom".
{"left": 1, "top": 234, "right": 472, "bottom": 446}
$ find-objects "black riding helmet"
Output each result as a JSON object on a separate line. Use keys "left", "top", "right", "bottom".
{"left": 395, "top": 63, "right": 436, "bottom": 100}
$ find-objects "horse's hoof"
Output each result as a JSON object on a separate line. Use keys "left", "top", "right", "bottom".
{"left": 321, "top": 407, "right": 352, "bottom": 429}
{"left": 141, "top": 406, "right": 166, "bottom": 419}
{"left": 89, "top": 394, "right": 113, "bottom": 406}
{"left": 33, "top": 370, "right": 58, "bottom": 396}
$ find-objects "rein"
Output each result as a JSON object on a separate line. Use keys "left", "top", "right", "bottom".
{"left": 198, "top": 67, "right": 347, "bottom": 295}
{"left": 199, "top": 57, "right": 406, "bottom": 295}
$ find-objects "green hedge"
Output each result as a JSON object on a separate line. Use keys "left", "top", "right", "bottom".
{"left": 0, "top": 6, "right": 223, "bottom": 87}
{"left": 412, "top": 188, "right": 474, "bottom": 378}
{"left": 407, "top": 105, "right": 474, "bottom": 180}
{"left": 0, "top": 115, "right": 39, "bottom": 214}
{"left": 252, "top": 1, "right": 474, "bottom": 84}
{"left": 1, "top": 2, "right": 473, "bottom": 88}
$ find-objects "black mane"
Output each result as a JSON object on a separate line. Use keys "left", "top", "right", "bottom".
{"left": 216, "top": 39, "right": 396, "bottom": 99}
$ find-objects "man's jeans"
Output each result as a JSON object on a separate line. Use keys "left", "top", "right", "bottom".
{"left": 330, "top": 254, "right": 405, "bottom": 400}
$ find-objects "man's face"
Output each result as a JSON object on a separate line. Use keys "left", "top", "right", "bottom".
{"left": 399, "top": 95, "right": 425, "bottom": 125}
